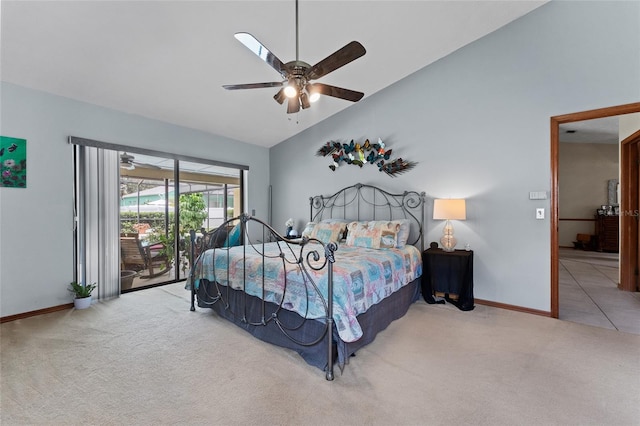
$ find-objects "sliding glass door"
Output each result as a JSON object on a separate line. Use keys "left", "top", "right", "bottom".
{"left": 118, "top": 154, "right": 243, "bottom": 292}
{"left": 71, "top": 136, "right": 248, "bottom": 298}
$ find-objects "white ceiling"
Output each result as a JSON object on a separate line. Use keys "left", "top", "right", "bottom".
{"left": 559, "top": 117, "right": 620, "bottom": 144}
{"left": 2, "top": 0, "right": 549, "bottom": 148}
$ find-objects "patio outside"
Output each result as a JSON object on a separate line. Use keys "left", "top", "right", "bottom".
{"left": 120, "top": 178, "right": 240, "bottom": 291}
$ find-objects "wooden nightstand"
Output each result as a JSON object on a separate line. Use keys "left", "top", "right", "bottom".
{"left": 421, "top": 247, "right": 475, "bottom": 311}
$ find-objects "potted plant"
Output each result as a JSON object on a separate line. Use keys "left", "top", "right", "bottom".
{"left": 68, "top": 281, "right": 96, "bottom": 309}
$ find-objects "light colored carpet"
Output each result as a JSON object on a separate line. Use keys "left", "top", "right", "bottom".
{"left": 2, "top": 283, "right": 639, "bottom": 425}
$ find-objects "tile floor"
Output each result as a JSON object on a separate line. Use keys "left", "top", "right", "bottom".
{"left": 559, "top": 248, "right": 640, "bottom": 335}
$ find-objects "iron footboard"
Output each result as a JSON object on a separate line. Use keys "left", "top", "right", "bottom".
{"left": 189, "top": 213, "right": 337, "bottom": 381}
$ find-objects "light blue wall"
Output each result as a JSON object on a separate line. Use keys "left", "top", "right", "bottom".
{"left": 0, "top": 83, "right": 269, "bottom": 317}
{"left": 269, "top": 1, "right": 640, "bottom": 312}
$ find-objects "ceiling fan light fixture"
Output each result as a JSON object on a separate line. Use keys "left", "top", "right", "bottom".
{"left": 307, "top": 85, "right": 320, "bottom": 103}
{"left": 223, "top": 0, "right": 366, "bottom": 114}
{"left": 284, "top": 79, "right": 298, "bottom": 98}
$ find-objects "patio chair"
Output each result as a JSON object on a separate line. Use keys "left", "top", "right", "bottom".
{"left": 120, "top": 233, "right": 171, "bottom": 279}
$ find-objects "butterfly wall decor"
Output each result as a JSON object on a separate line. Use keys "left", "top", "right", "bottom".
{"left": 316, "top": 138, "right": 416, "bottom": 177}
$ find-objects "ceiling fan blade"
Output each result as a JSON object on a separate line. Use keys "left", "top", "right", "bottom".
{"left": 223, "top": 82, "right": 283, "bottom": 90}
{"left": 308, "top": 83, "right": 364, "bottom": 102}
{"left": 287, "top": 97, "right": 300, "bottom": 114}
{"left": 234, "top": 32, "right": 288, "bottom": 78}
{"left": 120, "top": 152, "right": 161, "bottom": 170}
{"left": 134, "top": 162, "right": 161, "bottom": 170}
{"left": 305, "top": 41, "right": 366, "bottom": 80}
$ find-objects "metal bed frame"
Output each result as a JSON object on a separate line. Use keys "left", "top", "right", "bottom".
{"left": 189, "top": 183, "right": 425, "bottom": 381}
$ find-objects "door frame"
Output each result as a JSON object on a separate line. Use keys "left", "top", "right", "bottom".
{"left": 550, "top": 102, "right": 640, "bottom": 318}
{"left": 620, "top": 129, "right": 640, "bottom": 292}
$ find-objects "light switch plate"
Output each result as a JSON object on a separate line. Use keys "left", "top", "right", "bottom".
{"left": 530, "top": 191, "right": 548, "bottom": 200}
{"left": 536, "top": 208, "right": 545, "bottom": 219}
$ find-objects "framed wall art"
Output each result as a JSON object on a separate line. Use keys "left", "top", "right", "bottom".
{"left": 1, "top": 136, "right": 27, "bottom": 188}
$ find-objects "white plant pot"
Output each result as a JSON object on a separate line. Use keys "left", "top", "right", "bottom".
{"left": 74, "top": 296, "right": 92, "bottom": 310}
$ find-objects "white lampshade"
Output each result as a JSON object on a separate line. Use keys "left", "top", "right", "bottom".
{"left": 433, "top": 199, "right": 466, "bottom": 220}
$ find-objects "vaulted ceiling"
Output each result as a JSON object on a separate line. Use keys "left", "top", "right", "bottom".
{"left": 2, "top": 1, "right": 548, "bottom": 148}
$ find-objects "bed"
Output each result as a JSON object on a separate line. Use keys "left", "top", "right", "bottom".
{"left": 188, "top": 183, "right": 426, "bottom": 380}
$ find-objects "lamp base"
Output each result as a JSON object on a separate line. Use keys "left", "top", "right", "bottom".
{"left": 440, "top": 235, "right": 457, "bottom": 252}
{"left": 440, "top": 220, "right": 457, "bottom": 251}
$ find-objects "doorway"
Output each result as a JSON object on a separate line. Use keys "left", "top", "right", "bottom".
{"left": 551, "top": 102, "right": 640, "bottom": 319}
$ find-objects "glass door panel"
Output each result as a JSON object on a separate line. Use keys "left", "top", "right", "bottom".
{"left": 119, "top": 154, "right": 175, "bottom": 291}
{"left": 176, "top": 161, "right": 241, "bottom": 280}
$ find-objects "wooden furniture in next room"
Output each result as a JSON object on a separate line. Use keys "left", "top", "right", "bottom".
{"left": 595, "top": 215, "right": 619, "bottom": 253}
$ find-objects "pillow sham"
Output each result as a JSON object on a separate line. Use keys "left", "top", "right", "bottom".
{"left": 345, "top": 221, "right": 381, "bottom": 248}
{"left": 391, "top": 219, "right": 410, "bottom": 248}
{"left": 309, "top": 221, "right": 347, "bottom": 244}
{"left": 301, "top": 222, "right": 317, "bottom": 238}
{"left": 378, "top": 221, "right": 401, "bottom": 248}
{"left": 223, "top": 222, "right": 242, "bottom": 247}
{"left": 320, "top": 218, "right": 350, "bottom": 240}
{"left": 345, "top": 220, "right": 401, "bottom": 249}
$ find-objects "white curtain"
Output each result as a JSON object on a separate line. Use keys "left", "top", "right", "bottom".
{"left": 74, "top": 145, "right": 120, "bottom": 300}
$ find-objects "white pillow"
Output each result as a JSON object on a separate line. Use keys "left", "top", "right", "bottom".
{"left": 392, "top": 219, "right": 410, "bottom": 248}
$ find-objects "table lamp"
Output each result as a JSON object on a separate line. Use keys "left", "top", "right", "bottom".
{"left": 433, "top": 199, "right": 466, "bottom": 251}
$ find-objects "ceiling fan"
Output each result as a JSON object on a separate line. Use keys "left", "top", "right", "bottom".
{"left": 119, "top": 152, "right": 161, "bottom": 171}
{"left": 222, "top": 0, "right": 366, "bottom": 114}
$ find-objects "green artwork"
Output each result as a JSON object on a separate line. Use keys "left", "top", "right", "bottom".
{"left": 1, "top": 136, "right": 27, "bottom": 188}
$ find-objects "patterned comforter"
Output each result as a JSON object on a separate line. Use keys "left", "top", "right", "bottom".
{"left": 190, "top": 241, "right": 422, "bottom": 342}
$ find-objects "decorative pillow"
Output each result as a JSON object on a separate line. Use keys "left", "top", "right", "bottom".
{"left": 391, "top": 219, "right": 410, "bottom": 248}
{"left": 345, "top": 221, "right": 400, "bottom": 249}
{"left": 345, "top": 221, "right": 383, "bottom": 249}
{"left": 223, "top": 222, "right": 242, "bottom": 247}
{"left": 309, "top": 222, "right": 347, "bottom": 244}
{"left": 301, "top": 222, "right": 317, "bottom": 238}
{"left": 320, "top": 218, "right": 351, "bottom": 240}
{"left": 368, "top": 221, "right": 401, "bottom": 248}
{"left": 377, "top": 221, "right": 401, "bottom": 248}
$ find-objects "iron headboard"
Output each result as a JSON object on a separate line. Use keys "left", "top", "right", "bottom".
{"left": 309, "top": 183, "right": 426, "bottom": 251}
